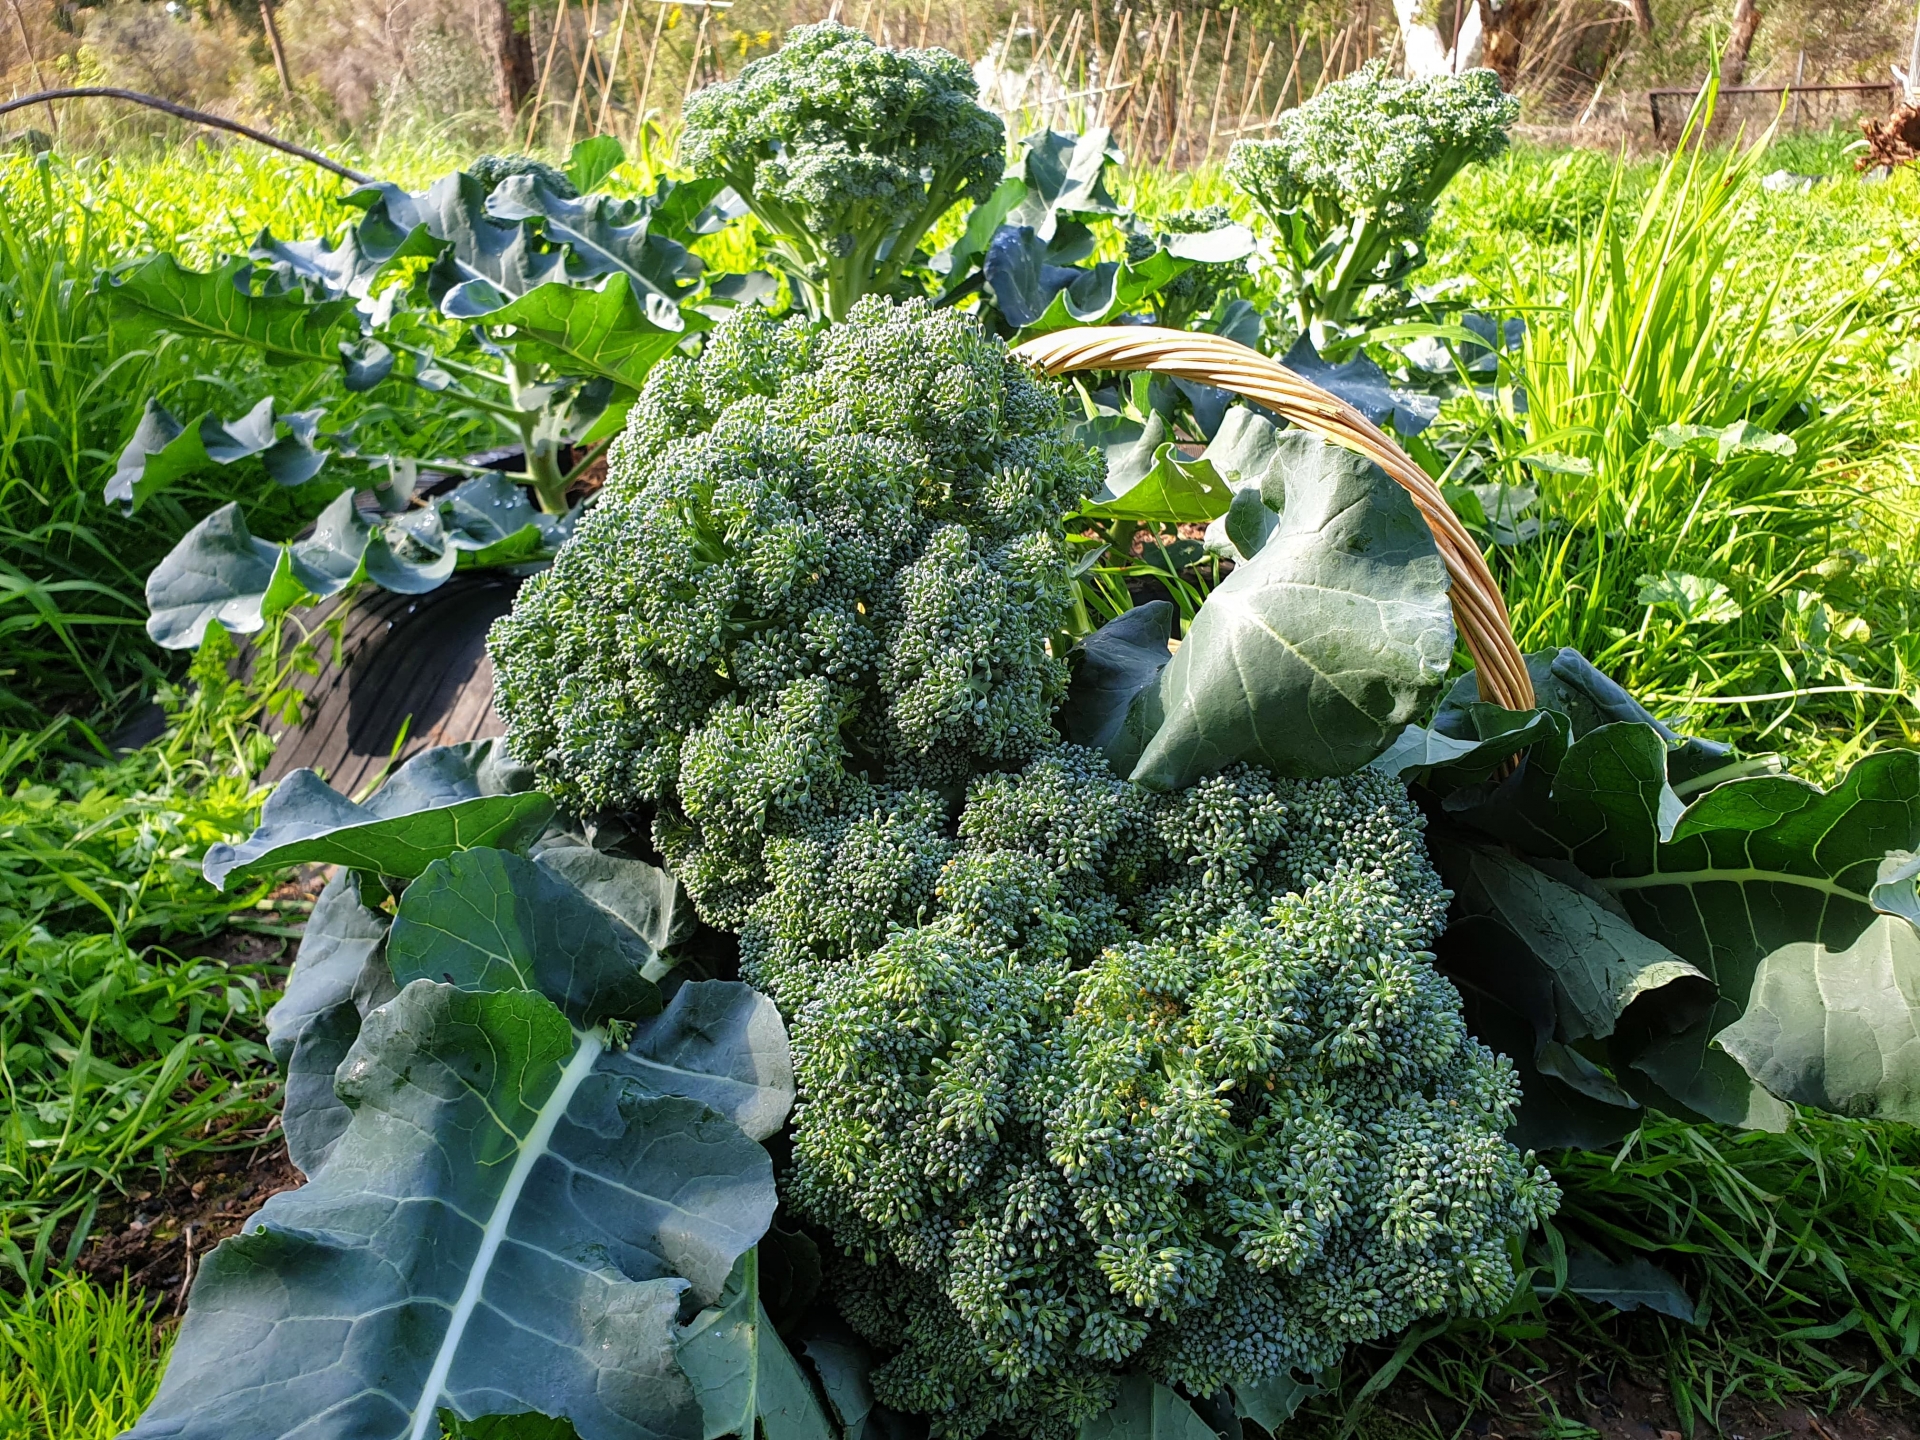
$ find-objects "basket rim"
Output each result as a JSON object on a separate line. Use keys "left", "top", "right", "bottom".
{"left": 1010, "top": 324, "right": 1537, "bottom": 714}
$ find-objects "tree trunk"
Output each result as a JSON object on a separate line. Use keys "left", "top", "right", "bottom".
{"left": 1392, "top": 0, "right": 1483, "bottom": 77}
{"left": 489, "top": 0, "right": 539, "bottom": 128}
{"left": 1720, "top": 0, "right": 1760, "bottom": 86}
{"left": 1481, "top": 0, "right": 1539, "bottom": 85}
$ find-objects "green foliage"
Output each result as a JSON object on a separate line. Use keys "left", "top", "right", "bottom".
{"left": 126, "top": 759, "right": 798, "bottom": 1439}
{"left": 781, "top": 749, "right": 1557, "bottom": 1440}
{"left": 488, "top": 298, "right": 1100, "bottom": 925}
{"left": 0, "top": 1276, "right": 168, "bottom": 1440}
{"left": 681, "top": 21, "right": 1005, "bottom": 321}
{"left": 104, "top": 137, "right": 742, "bottom": 653}
{"left": 1381, "top": 647, "right": 1920, "bottom": 1150}
{"left": 0, "top": 658, "right": 281, "bottom": 1279}
{"left": 1124, "top": 206, "right": 1252, "bottom": 331}
{"left": 1227, "top": 60, "right": 1517, "bottom": 338}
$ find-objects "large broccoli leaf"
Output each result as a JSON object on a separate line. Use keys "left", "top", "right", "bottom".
{"left": 603, "top": 981, "right": 795, "bottom": 1143}
{"left": 487, "top": 276, "right": 695, "bottom": 392}
{"left": 1073, "top": 408, "right": 1234, "bottom": 524}
{"left": 1436, "top": 686, "right": 1920, "bottom": 1126}
{"left": 270, "top": 867, "right": 396, "bottom": 1175}
{"left": 1079, "top": 1375, "right": 1218, "bottom": 1440}
{"left": 108, "top": 396, "right": 330, "bottom": 511}
{"left": 676, "top": 1248, "right": 835, "bottom": 1440}
{"left": 1716, "top": 916, "right": 1920, "bottom": 1122}
{"left": 202, "top": 769, "right": 553, "bottom": 890}
{"left": 389, "top": 847, "right": 662, "bottom": 1030}
{"left": 1059, "top": 600, "right": 1174, "bottom": 777}
{"left": 1005, "top": 128, "right": 1127, "bottom": 239}
{"left": 128, "top": 980, "right": 772, "bottom": 1440}
{"left": 1129, "top": 429, "right": 1453, "bottom": 787}
{"left": 97, "top": 254, "right": 356, "bottom": 365}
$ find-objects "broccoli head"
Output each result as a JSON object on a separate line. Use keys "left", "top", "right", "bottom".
{"left": 467, "top": 153, "right": 578, "bottom": 197}
{"left": 1124, "top": 205, "right": 1250, "bottom": 331}
{"left": 1226, "top": 60, "right": 1517, "bottom": 335}
{"left": 680, "top": 21, "right": 1007, "bottom": 320}
{"left": 487, "top": 298, "right": 1098, "bottom": 927}
{"left": 784, "top": 751, "right": 1557, "bottom": 1438}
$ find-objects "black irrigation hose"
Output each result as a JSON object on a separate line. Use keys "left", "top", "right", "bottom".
{"left": 0, "top": 88, "right": 374, "bottom": 184}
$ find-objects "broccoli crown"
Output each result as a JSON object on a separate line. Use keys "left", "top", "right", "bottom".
{"left": 467, "top": 153, "right": 578, "bottom": 197}
{"left": 1125, "top": 205, "right": 1248, "bottom": 320}
{"left": 1225, "top": 60, "right": 1517, "bottom": 247}
{"left": 681, "top": 21, "right": 1005, "bottom": 262}
{"left": 783, "top": 750, "right": 1557, "bottom": 1440}
{"left": 487, "top": 297, "right": 1099, "bottom": 927}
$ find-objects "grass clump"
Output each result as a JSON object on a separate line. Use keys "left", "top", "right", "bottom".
{"left": 0, "top": 1276, "right": 169, "bottom": 1440}
{"left": 0, "top": 638, "right": 282, "bottom": 1284}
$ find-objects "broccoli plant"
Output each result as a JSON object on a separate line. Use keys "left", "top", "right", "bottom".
{"left": 102, "top": 137, "right": 755, "bottom": 651}
{"left": 681, "top": 21, "right": 1006, "bottom": 322}
{"left": 1227, "top": 60, "right": 1517, "bottom": 342}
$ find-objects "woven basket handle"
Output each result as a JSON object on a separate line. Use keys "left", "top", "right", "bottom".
{"left": 1012, "top": 325, "right": 1536, "bottom": 712}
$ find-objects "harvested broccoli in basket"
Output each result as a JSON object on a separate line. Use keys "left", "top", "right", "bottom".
{"left": 489, "top": 295, "right": 1558, "bottom": 1440}
{"left": 487, "top": 297, "right": 1099, "bottom": 927}
{"left": 784, "top": 750, "right": 1560, "bottom": 1440}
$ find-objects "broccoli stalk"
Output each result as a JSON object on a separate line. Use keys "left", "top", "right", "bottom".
{"left": 680, "top": 22, "right": 1006, "bottom": 321}
{"left": 1226, "top": 60, "right": 1518, "bottom": 342}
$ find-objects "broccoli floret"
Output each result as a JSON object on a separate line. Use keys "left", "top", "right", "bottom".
{"left": 785, "top": 751, "right": 1557, "bottom": 1437}
{"left": 467, "top": 153, "right": 578, "bottom": 197}
{"left": 680, "top": 21, "right": 1006, "bottom": 320}
{"left": 1226, "top": 60, "right": 1517, "bottom": 337}
{"left": 1124, "top": 206, "right": 1249, "bottom": 331}
{"left": 488, "top": 298, "right": 1098, "bottom": 927}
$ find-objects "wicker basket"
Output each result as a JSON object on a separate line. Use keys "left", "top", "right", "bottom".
{"left": 1012, "top": 325, "right": 1536, "bottom": 712}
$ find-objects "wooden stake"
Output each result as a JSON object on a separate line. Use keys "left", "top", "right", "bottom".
{"left": 1203, "top": 6, "right": 1236, "bottom": 160}
{"left": 596, "top": 0, "right": 633, "bottom": 132}
{"left": 564, "top": 0, "right": 602, "bottom": 147}
{"left": 917, "top": 0, "right": 931, "bottom": 47}
{"left": 259, "top": 0, "right": 295, "bottom": 96}
{"left": 1236, "top": 39, "right": 1272, "bottom": 138}
{"left": 1100, "top": 7, "right": 1131, "bottom": 127}
{"left": 634, "top": 0, "right": 669, "bottom": 130}
{"left": 1168, "top": 7, "right": 1207, "bottom": 167}
{"left": 527, "top": 0, "right": 573, "bottom": 146}
{"left": 957, "top": 0, "right": 973, "bottom": 61}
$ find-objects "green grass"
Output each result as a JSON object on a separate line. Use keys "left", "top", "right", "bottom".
{"left": 1321, "top": 1110, "right": 1920, "bottom": 1434}
{"left": 0, "top": 641, "right": 283, "bottom": 1283}
{"left": 0, "top": 1275, "right": 169, "bottom": 1440}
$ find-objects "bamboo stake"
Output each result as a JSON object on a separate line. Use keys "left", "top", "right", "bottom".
{"left": 564, "top": 0, "right": 602, "bottom": 148}
{"left": 596, "top": 0, "right": 634, "bottom": 132}
{"left": 5, "top": 0, "right": 58, "bottom": 131}
{"left": 1236, "top": 39, "right": 1272, "bottom": 137}
{"left": 1203, "top": 6, "right": 1236, "bottom": 160}
{"left": 1168, "top": 7, "right": 1207, "bottom": 167}
{"left": 527, "top": 0, "right": 573, "bottom": 146}
{"left": 1050, "top": 11, "right": 1085, "bottom": 126}
{"left": 634, "top": 0, "right": 670, "bottom": 130}
{"left": 687, "top": 1, "right": 713, "bottom": 97}
{"left": 917, "top": 0, "right": 931, "bottom": 47}
{"left": 1017, "top": 11, "right": 1064, "bottom": 112}
{"left": 1099, "top": 7, "right": 1131, "bottom": 127}
{"left": 957, "top": 0, "right": 973, "bottom": 61}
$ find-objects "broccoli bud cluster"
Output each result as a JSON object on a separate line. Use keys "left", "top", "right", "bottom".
{"left": 681, "top": 21, "right": 1006, "bottom": 320}
{"left": 782, "top": 749, "right": 1558, "bottom": 1439}
{"left": 488, "top": 298, "right": 1099, "bottom": 927}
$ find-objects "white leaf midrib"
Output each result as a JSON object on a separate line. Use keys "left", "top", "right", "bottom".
{"left": 406, "top": 1027, "right": 606, "bottom": 1440}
